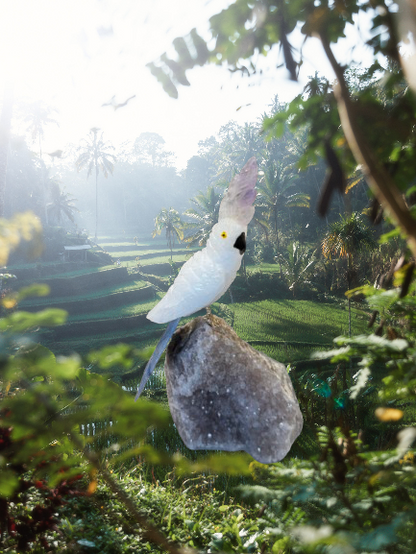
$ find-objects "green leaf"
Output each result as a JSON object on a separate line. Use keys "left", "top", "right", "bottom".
{"left": 272, "top": 537, "right": 290, "bottom": 553}
{"left": 350, "top": 366, "right": 371, "bottom": 399}
{"left": 176, "top": 452, "right": 252, "bottom": 476}
{"left": 219, "top": 505, "right": 230, "bottom": 512}
{"left": 0, "top": 470, "right": 19, "bottom": 498}
{"left": 0, "top": 308, "right": 67, "bottom": 332}
{"left": 358, "top": 516, "right": 405, "bottom": 550}
{"left": 54, "top": 355, "right": 81, "bottom": 379}
{"left": 17, "top": 283, "right": 50, "bottom": 301}
{"left": 88, "top": 343, "right": 135, "bottom": 369}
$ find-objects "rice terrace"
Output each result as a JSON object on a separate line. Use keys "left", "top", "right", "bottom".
{"left": 14, "top": 235, "right": 368, "bottom": 366}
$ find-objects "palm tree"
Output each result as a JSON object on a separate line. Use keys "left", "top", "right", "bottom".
{"left": 322, "top": 212, "right": 377, "bottom": 335}
{"left": 23, "top": 101, "right": 59, "bottom": 159}
{"left": 256, "top": 161, "right": 310, "bottom": 249}
{"left": 0, "top": 83, "right": 14, "bottom": 217}
{"left": 76, "top": 128, "right": 116, "bottom": 241}
{"left": 47, "top": 180, "right": 78, "bottom": 225}
{"left": 183, "top": 186, "right": 221, "bottom": 246}
{"left": 303, "top": 71, "right": 331, "bottom": 100}
{"left": 23, "top": 100, "right": 59, "bottom": 225}
{"left": 276, "top": 241, "right": 317, "bottom": 295}
{"left": 152, "top": 208, "right": 184, "bottom": 259}
{"left": 216, "top": 122, "right": 265, "bottom": 181}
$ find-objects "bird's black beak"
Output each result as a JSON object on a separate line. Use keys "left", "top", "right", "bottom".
{"left": 233, "top": 232, "right": 246, "bottom": 255}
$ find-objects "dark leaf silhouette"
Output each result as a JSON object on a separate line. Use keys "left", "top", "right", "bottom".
{"left": 318, "top": 141, "right": 346, "bottom": 217}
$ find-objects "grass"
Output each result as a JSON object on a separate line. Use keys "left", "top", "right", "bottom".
{"left": 46, "top": 327, "right": 162, "bottom": 356}
{"left": 67, "top": 295, "right": 161, "bottom": 322}
{"left": 110, "top": 247, "right": 197, "bottom": 260}
{"left": 21, "top": 278, "right": 149, "bottom": 306}
{"left": 246, "top": 262, "right": 281, "bottom": 273}
{"left": 103, "top": 241, "right": 167, "bottom": 250}
{"left": 97, "top": 236, "right": 166, "bottom": 246}
{"left": 10, "top": 263, "right": 118, "bottom": 280}
{"left": 20, "top": 472, "right": 260, "bottom": 554}
{"left": 23, "top": 236, "right": 369, "bottom": 368}
{"left": 232, "top": 298, "right": 367, "bottom": 344}
{"left": 218, "top": 298, "right": 369, "bottom": 363}
{"left": 56, "top": 296, "right": 368, "bottom": 367}
{"left": 138, "top": 253, "right": 194, "bottom": 266}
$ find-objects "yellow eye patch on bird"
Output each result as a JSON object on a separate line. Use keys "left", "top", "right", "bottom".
{"left": 221, "top": 231, "right": 227, "bottom": 238}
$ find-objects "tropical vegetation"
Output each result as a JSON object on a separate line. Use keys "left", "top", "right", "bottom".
{"left": 75, "top": 127, "right": 116, "bottom": 240}
{"left": 1, "top": 0, "right": 416, "bottom": 552}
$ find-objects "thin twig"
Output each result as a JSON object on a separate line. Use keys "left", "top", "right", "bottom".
{"left": 69, "top": 431, "right": 189, "bottom": 554}
{"left": 31, "top": 384, "right": 188, "bottom": 554}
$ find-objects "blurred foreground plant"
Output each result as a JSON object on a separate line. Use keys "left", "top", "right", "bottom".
{"left": 0, "top": 212, "right": 255, "bottom": 552}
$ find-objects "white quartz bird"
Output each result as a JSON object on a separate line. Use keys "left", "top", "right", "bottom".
{"left": 135, "top": 157, "right": 257, "bottom": 400}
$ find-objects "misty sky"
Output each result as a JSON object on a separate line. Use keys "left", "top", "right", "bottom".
{"left": 0, "top": 0, "right": 374, "bottom": 168}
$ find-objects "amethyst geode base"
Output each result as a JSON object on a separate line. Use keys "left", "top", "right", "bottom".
{"left": 164, "top": 314, "right": 303, "bottom": 464}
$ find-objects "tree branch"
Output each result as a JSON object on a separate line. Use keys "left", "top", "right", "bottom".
{"left": 318, "top": 33, "right": 416, "bottom": 258}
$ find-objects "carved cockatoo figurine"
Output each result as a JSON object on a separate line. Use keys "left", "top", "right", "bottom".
{"left": 135, "top": 157, "right": 257, "bottom": 400}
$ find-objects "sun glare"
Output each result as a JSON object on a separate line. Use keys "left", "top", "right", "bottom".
{"left": 0, "top": 2, "right": 79, "bottom": 102}
{"left": 0, "top": 0, "right": 357, "bottom": 167}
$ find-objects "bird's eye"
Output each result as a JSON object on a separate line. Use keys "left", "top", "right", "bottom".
{"left": 220, "top": 231, "right": 227, "bottom": 239}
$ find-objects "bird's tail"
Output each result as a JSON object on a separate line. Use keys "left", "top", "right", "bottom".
{"left": 134, "top": 317, "right": 181, "bottom": 401}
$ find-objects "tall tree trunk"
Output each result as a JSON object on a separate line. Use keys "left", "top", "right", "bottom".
{"left": 95, "top": 165, "right": 98, "bottom": 241}
{"left": 40, "top": 161, "right": 49, "bottom": 226}
{"left": 121, "top": 183, "right": 128, "bottom": 227}
{"left": 347, "top": 254, "right": 352, "bottom": 337}
{"left": 38, "top": 135, "right": 49, "bottom": 226}
{"left": 348, "top": 298, "right": 352, "bottom": 337}
{"left": 0, "top": 83, "right": 14, "bottom": 217}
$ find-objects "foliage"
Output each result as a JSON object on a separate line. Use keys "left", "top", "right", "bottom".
{"left": 129, "top": 132, "right": 175, "bottom": 167}
{"left": 215, "top": 122, "right": 265, "bottom": 181}
{"left": 322, "top": 212, "right": 377, "bottom": 335}
{"left": 322, "top": 212, "right": 376, "bottom": 263}
{"left": 256, "top": 161, "right": 309, "bottom": 246}
{"left": 149, "top": 0, "right": 416, "bottom": 258}
{"left": 21, "top": 100, "right": 59, "bottom": 158}
{"left": 276, "top": 241, "right": 317, "bottom": 295}
{"left": 4, "top": 1, "right": 416, "bottom": 550}
{"left": 183, "top": 185, "right": 221, "bottom": 246}
{"left": 239, "top": 429, "right": 416, "bottom": 553}
{"left": 0, "top": 211, "right": 43, "bottom": 266}
{"left": 46, "top": 180, "right": 78, "bottom": 226}
{"left": 152, "top": 207, "right": 184, "bottom": 259}
{"left": 76, "top": 128, "right": 116, "bottom": 181}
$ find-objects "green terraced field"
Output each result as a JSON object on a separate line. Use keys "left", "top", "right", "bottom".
{"left": 43, "top": 264, "right": 116, "bottom": 278}
{"left": 109, "top": 247, "right": 197, "bottom": 260}
{"left": 118, "top": 255, "right": 193, "bottom": 269}
{"left": 16, "top": 235, "right": 369, "bottom": 368}
{"left": 138, "top": 253, "right": 193, "bottom": 266}
{"left": 227, "top": 298, "right": 368, "bottom": 363}
{"left": 67, "top": 293, "right": 163, "bottom": 322}
{"left": 98, "top": 237, "right": 166, "bottom": 247}
{"left": 21, "top": 278, "right": 149, "bottom": 307}
{"left": 232, "top": 298, "right": 367, "bottom": 343}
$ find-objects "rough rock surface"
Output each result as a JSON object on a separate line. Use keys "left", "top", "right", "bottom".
{"left": 165, "top": 314, "right": 303, "bottom": 464}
